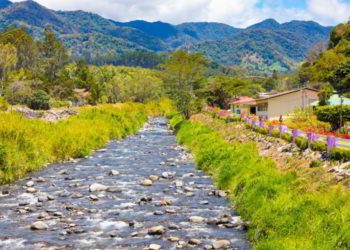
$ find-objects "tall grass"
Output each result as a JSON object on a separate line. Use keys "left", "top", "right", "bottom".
{"left": 174, "top": 118, "right": 350, "bottom": 249}
{"left": 0, "top": 101, "right": 172, "bottom": 184}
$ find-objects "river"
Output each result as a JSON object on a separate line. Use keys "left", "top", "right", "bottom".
{"left": 0, "top": 117, "right": 249, "bottom": 249}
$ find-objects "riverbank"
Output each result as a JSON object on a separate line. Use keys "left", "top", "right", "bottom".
{"left": 0, "top": 101, "right": 172, "bottom": 184}
{"left": 171, "top": 113, "right": 350, "bottom": 249}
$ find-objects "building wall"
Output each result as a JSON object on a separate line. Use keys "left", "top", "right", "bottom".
{"left": 231, "top": 104, "right": 250, "bottom": 115}
{"left": 267, "top": 90, "right": 319, "bottom": 119}
{"left": 256, "top": 101, "right": 269, "bottom": 118}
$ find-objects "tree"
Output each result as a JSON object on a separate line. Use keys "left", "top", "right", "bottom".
{"left": 5, "top": 81, "right": 36, "bottom": 105}
{"left": 329, "top": 60, "right": 350, "bottom": 92}
{"left": 0, "top": 44, "right": 17, "bottom": 95}
{"left": 0, "top": 28, "right": 39, "bottom": 71}
{"left": 51, "top": 68, "right": 75, "bottom": 100}
{"left": 39, "top": 27, "right": 69, "bottom": 83}
{"left": 263, "top": 71, "right": 279, "bottom": 92}
{"left": 203, "top": 75, "right": 262, "bottom": 108}
{"left": 318, "top": 83, "right": 334, "bottom": 106}
{"left": 161, "top": 50, "right": 208, "bottom": 119}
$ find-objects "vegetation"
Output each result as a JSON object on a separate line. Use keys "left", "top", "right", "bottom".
{"left": 161, "top": 50, "right": 208, "bottom": 119}
{"left": 299, "top": 22, "right": 350, "bottom": 95}
{"left": 0, "top": 0, "right": 331, "bottom": 73}
{"left": 172, "top": 116, "right": 350, "bottom": 249}
{"left": 0, "top": 101, "right": 173, "bottom": 184}
{"left": 0, "top": 27, "right": 168, "bottom": 108}
{"left": 316, "top": 105, "right": 350, "bottom": 131}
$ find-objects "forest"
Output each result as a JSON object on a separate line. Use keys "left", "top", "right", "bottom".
{"left": 0, "top": 26, "right": 305, "bottom": 114}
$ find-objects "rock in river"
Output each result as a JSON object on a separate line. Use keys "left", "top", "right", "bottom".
{"left": 148, "top": 225, "right": 165, "bottom": 235}
{"left": 108, "top": 170, "right": 120, "bottom": 176}
{"left": 189, "top": 216, "right": 205, "bottom": 223}
{"left": 89, "top": 183, "right": 108, "bottom": 192}
{"left": 141, "top": 179, "right": 153, "bottom": 186}
{"left": 212, "top": 240, "right": 230, "bottom": 249}
{"left": 149, "top": 244, "right": 161, "bottom": 250}
{"left": 30, "top": 221, "right": 49, "bottom": 230}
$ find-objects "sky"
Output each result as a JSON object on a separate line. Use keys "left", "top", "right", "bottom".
{"left": 12, "top": 0, "right": 350, "bottom": 27}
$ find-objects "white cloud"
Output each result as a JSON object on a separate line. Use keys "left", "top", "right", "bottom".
{"left": 11, "top": 0, "right": 350, "bottom": 27}
{"left": 308, "top": 0, "right": 350, "bottom": 24}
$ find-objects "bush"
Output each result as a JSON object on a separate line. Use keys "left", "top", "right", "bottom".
{"left": 281, "top": 132, "right": 292, "bottom": 142}
{"left": 271, "top": 129, "right": 281, "bottom": 138}
{"left": 310, "top": 141, "right": 327, "bottom": 151}
{"left": 295, "top": 137, "right": 308, "bottom": 150}
{"left": 316, "top": 105, "right": 350, "bottom": 131}
{"left": 50, "top": 100, "right": 72, "bottom": 109}
{"left": 28, "top": 90, "right": 51, "bottom": 110}
{"left": 310, "top": 160, "right": 323, "bottom": 168}
{"left": 330, "top": 148, "right": 350, "bottom": 162}
{"left": 0, "top": 97, "right": 9, "bottom": 111}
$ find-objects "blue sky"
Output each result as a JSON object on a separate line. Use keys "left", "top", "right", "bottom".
{"left": 13, "top": 0, "right": 350, "bottom": 27}
{"left": 257, "top": 0, "right": 307, "bottom": 9}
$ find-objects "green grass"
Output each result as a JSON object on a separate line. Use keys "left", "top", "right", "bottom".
{"left": 173, "top": 118, "right": 350, "bottom": 249}
{"left": 0, "top": 101, "right": 172, "bottom": 184}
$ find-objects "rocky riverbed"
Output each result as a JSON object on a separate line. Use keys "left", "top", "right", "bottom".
{"left": 0, "top": 117, "right": 249, "bottom": 249}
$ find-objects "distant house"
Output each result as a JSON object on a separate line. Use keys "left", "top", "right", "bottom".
{"left": 230, "top": 96, "right": 256, "bottom": 116}
{"left": 230, "top": 88, "right": 319, "bottom": 120}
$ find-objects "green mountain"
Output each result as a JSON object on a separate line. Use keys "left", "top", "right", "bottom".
{"left": 0, "top": 0, "right": 333, "bottom": 72}
{"left": 177, "top": 22, "right": 239, "bottom": 40}
{"left": 186, "top": 20, "right": 333, "bottom": 72}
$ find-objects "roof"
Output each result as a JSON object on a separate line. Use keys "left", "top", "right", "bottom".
{"left": 230, "top": 96, "right": 256, "bottom": 105}
{"left": 310, "top": 94, "right": 350, "bottom": 106}
{"left": 255, "top": 87, "right": 319, "bottom": 102}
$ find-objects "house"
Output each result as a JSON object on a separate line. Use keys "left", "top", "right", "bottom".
{"left": 230, "top": 88, "right": 319, "bottom": 120}
{"left": 230, "top": 96, "right": 256, "bottom": 116}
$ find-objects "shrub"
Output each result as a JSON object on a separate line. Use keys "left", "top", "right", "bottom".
{"left": 310, "top": 141, "right": 327, "bottom": 151}
{"left": 295, "top": 137, "right": 308, "bottom": 150}
{"left": 256, "top": 127, "right": 269, "bottom": 135}
{"left": 316, "top": 105, "right": 350, "bottom": 131}
{"left": 50, "top": 100, "right": 72, "bottom": 109}
{"left": 310, "top": 160, "right": 323, "bottom": 168}
{"left": 28, "top": 90, "right": 51, "bottom": 110}
{"left": 281, "top": 132, "right": 292, "bottom": 142}
{"left": 330, "top": 148, "right": 350, "bottom": 162}
{"left": 271, "top": 129, "right": 281, "bottom": 138}
{"left": 0, "top": 97, "right": 9, "bottom": 111}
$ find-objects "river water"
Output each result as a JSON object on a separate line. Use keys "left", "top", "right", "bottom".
{"left": 0, "top": 117, "right": 249, "bottom": 249}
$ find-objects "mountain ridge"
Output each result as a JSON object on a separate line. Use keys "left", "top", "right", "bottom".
{"left": 0, "top": 0, "right": 333, "bottom": 72}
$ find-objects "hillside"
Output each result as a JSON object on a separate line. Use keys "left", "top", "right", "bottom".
{"left": 299, "top": 22, "right": 350, "bottom": 92}
{"left": 0, "top": 0, "right": 333, "bottom": 72}
{"left": 186, "top": 20, "right": 333, "bottom": 72}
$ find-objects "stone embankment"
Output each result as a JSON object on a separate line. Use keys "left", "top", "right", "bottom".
{"left": 11, "top": 106, "right": 77, "bottom": 122}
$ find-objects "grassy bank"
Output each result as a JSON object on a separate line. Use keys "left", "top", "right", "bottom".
{"left": 172, "top": 116, "right": 350, "bottom": 249}
{"left": 0, "top": 101, "right": 172, "bottom": 184}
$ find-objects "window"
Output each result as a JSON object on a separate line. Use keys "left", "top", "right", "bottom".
{"left": 257, "top": 103, "right": 268, "bottom": 112}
